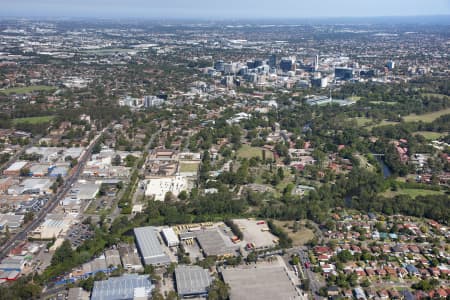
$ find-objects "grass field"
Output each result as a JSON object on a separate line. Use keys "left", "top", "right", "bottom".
{"left": 370, "top": 101, "right": 396, "bottom": 105}
{"left": 179, "top": 163, "right": 199, "bottom": 173}
{"left": 381, "top": 188, "right": 444, "bottom": 198}
{"left": 348, "top": 96, "right": 361, "bottom": 101}
{"left": 353, "top": 117, "right": 373, "bottom": 127}
{"left": 369, "top": 120, "right": 399, "bottom": 129}
{"left": 352, "top": 117, "right": 399, "bottom": 129}
{"left": 403, "top": 108, "right": 450, "bottom": 123}
{"left": 414, "top": 131, "right": 447, "bottom": 140}
{"left": 422, "top": 93, "right": 449, "bottom": 100}
{"left": 237, "top": 144, "right": 274, "bottom": 160}
{"left": 273, "top": 220, "right": 315, "bottom": 246}
{"left": 13, "top": 116, "right": 55, "bottom": 125}
{"left": 354, "top": 154, "right": 375, "bottom": 171}
{"left": 0, "top": 85, "right": 56, "bottom": 95}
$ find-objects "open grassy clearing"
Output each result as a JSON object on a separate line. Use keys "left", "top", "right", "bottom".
{"left": 368, "top": 120, "right": 400, "bottom": 129}
{"left": 422, "top": 93, "right": 449, "bottom": 100}
{"left": 381, "top": 188, "right": 445, "bottom": 198}
{"left": 352, "top": 117, "right": 373, "bottom": 127}
{"left": 403, "top": 108, "right": 450, "bottom": 123}
{"left": 273, "top": 220, "right": 315, "bottom": 246}
{"left": 370, "top": 101, "right": 396, "bottom": 105}
{"left": 352, "top": 117, "right": 399, "bottom": 129}
{"left": 414, "top": 131, "right": 447, "bottom": 140}
{"left": 354, "top": 154, "right": 375, "bottom": 171}
{"left": 0, "top": 85, "right": 56, "bottom": 95}
{"left": 347, "top": 96, "right": 361, "bottom": 101}
{"left": 275, "top": 170, "right": 295, "bottom": 193}
{"left": 179, "top": 162, "right": 199, "bottom": 173}
{"left": 13, "top": 116, "right": 55, "bottom": 125}
{"left": 237, "top": 144, "right": 273, "bottom": 160}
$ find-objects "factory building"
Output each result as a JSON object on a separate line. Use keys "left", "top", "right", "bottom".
{"left": 134, "top": 226, "right": 171, "bottom": 266}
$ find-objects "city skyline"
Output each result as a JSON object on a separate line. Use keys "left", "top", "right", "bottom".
{"left": 1, "top": 0, "right": 449, "bottom": 19}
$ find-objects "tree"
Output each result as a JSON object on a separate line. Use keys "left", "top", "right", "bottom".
{"left": 20, "top": 167, "right": 30, "bottom": 177}
{"left": 92, "top": 142, "right": 102, "bottom": 154}
{"left": 164, "top": 191, "right": 176, "bottom": 203}
{"left": 78, "top": 277, "right": 94, "bottom": 292}
{"left": 178, "top": 190, "right": 188, "bottom": 201}
{"left": 336, "top": 250, "right": 353, "bottom": 263}
{"left": 207, "top": 279, "right": 230, "bottom": 300}
{"left": 302, "top": 278, "right": 310, "bottom": 291}
{"left": 151, "top": 290, "right": 165, "bottom": 300}
{"left": 70, "top": 158, "right": 78, "bottom": 168}
{"left": 166, "top": 291, "right": 180, "bottom": 300}
{"left": 246, "top": 252, "right": 257, "bottom": 263}
{"left": 24, "top": 212, "right": 34, "bottom": 223}
{"left": 51, "top": 240, "right": 74, "bottom": 266}
{"left": 5, "top": 225, "right": 10, "bottom": 239}
{"left": 112, "top": 154, "right": 121, "bottom": 166}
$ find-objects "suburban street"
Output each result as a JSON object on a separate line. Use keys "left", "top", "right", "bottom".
{"left": 298, "top": 247, "right": 326, "bottom": 300}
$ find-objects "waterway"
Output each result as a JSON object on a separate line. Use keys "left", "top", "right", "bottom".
{"left": 373, "top": 155, "right": 393, "bottom": 179}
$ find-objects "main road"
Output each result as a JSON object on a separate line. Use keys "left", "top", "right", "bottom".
{"left": 297, "top": 247, "right": 326, "bottom": 300}
{"left": 0, "top": 126, "right": 111, "bottom": 259}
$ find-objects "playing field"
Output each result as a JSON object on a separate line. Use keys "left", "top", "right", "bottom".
{"left": 381, "top": 188, "right": 444, "bottom": 198}
{"left": 13, "top": 116, "right": 55, "bottom": 125}
{"left": 237, "top": 144, "right": 273, "bottom": 160}
{"left": 179, "top": 162, "right": 199, "bottom": 173}
{"left": 347, "top": 96, "right": 361, "bottom": 101}
{"left": 370, "top": 101, "right": 396, "bottom": 105}
{"left": 414, "top": 131, "right": 447, "bottom": 140}
{"left": 421, "top": 93, "right": 449, "bottom": 100}
{"left": 403, "top": 108, "right": 450, "bottom": 123}
{"left": 352, "top": 117, "right": 399, "bottom": 129}
{"left": 0, "top": 85, "right": 56, "bottom": 95}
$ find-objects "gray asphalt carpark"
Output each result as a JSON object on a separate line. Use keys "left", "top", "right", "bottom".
{"left": 221, "top": 264, "right": 302, "bottom": 300}
{"left": 67, "top": 223, "right": 93, "bottom": 248}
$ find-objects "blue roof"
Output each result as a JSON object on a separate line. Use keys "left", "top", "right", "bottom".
{"left": 405, "top": 264, "right": 419, "bottom": 274}
{"left": 401, "top": 289, "right": 414, "bottom": 300}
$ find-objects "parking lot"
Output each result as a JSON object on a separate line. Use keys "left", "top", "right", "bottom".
{"left": 66, "top": 223, "right": 94, "bottom": 248}
{"left": 233, "top": 219, "right": 278, "bottom": 250}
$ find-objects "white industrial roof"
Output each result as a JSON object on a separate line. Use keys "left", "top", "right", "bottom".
{"left": 5, "top": 161, "right": 28, "bottom": 172}
{"left": 91, "top": 274, "right": 154, "bottom": 300}
{"left": 161, "top": 227, "right": 179, "bottom": 245}
{"left": 134, "top": 226, "right": 170, "bottom": 265}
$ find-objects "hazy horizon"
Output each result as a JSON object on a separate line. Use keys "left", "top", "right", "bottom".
{"left": 1, "top": 0, "right": 449, "bottom": 19}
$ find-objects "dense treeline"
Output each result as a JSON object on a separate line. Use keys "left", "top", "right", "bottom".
{"left": 267, "top": 220, "right": 292, "bottom": 248}
{"left": 224, "top": 219, "right": 243, "bottom": 240}
{"left": 0, "top": 275, "right": 42, "bottom": 300}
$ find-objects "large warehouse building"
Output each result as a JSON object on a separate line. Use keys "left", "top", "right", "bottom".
{"left": 134, "top": 226, "right": 171, "bottom": 266}
{"left": 91, "top": 274, "right": 154, "bottom": 300}
{"left": 175, "top": 265, "right": 212, "bottom": 298}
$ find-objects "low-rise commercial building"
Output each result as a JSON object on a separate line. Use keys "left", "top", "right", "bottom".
{"left": 161, "top": 227, "right": 180, "bottom": 247}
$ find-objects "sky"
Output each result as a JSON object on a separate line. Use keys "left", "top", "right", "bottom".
{"left": 1, "top": 0, "right": 449, "bottom": 19}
